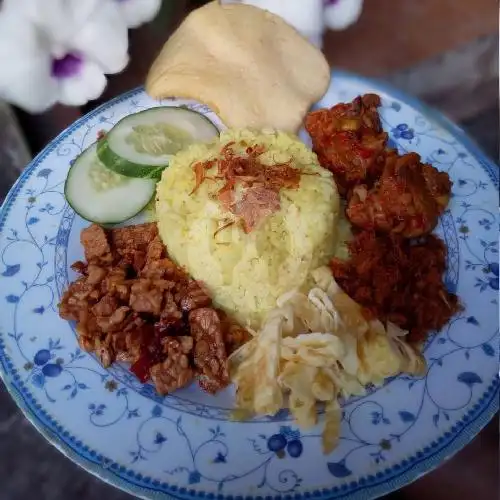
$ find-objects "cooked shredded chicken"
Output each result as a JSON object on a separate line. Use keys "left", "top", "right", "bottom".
{"left": 330, "top": 230, "right": 461, "bottom": 343}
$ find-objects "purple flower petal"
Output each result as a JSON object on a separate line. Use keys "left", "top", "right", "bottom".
{"left": 51, "top": 53, "right": 83, "bottom": 79}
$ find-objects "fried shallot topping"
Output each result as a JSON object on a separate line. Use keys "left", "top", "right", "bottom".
{"left": 190, "top": 142, "right": 302, "bottom": 232}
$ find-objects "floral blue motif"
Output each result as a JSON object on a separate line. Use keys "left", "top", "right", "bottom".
{"left": 328, "top": 460, "right": 353, "bottom": 478}
{"left": 0, "top": 71, "right": 498, "bottom": 500}
{"left": 391, "top": 123, "right": 415, "bottom": 140}
{"left": 2, "top": 264, "right": 20, "bottom": 277}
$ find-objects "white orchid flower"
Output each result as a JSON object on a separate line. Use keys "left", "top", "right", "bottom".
{"left": 324, "top": 0, "right": 364, "bottom": 31}
{"left": 0, "top": 0, "right": 161, "bottom": 113}
{"left": 116, "top": 0, "right": 162, "bottom": 29}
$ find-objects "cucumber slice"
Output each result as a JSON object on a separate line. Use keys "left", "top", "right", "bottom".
{"left": 97, "top": 107, "right": 219, "bottom": 178}
{"left": 97, "top": 139, "right": 165, "bottom": 180}
{"left": 65, "top": 143, "right": 156, "bottom": 224}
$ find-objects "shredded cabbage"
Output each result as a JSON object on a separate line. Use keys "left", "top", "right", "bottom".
{"left": 229, "top": 266, "right": 427, "bottom": 454}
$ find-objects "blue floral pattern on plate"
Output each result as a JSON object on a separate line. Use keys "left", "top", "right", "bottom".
{"left": 0, "top": 70, "right": 498, "bottom": 500}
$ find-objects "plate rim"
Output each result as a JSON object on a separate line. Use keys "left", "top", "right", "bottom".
{"left": 0, "top": 69, "right": 498, "bottom": 500}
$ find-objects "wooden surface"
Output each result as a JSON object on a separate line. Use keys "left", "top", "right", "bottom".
{"left": 324, "top": 0, "right": 499, "bottom": 76}
{"left": 14, "top": 0, "right": 499, "bottom": 155}
{"left": 15, "top": 0, "right": 189, "bottom": 155}
{"left": 386, "top": 417, "right": 499, "bottom": 500}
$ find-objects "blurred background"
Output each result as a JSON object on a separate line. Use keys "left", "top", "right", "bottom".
{"left": 0, "top": 0, "right": 498, "bottom": 499}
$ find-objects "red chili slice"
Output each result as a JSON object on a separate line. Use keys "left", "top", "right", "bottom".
{"left": 130, "top": 353, "right": 152, "bottom": 383}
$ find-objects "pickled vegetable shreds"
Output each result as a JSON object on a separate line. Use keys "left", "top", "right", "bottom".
{"left": 330, "top": 230, "right": 461, "bottom": 343}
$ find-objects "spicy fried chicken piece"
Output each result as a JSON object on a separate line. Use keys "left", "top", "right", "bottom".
{"left": 101, "top": 267, "right": 130, "bottom": 301}
{"left": 150, "top": 336, "right": 194, "bottom": 395}
{"left": 145, "top": 236, "right": 167, "bottom": 263}
{"left": 96, "top": 306, "right": 130, "bottom": 334}
{"left": 112, "top": 314, "right": 151, "bottom": 363}
{"left": 176, "top": 280, "right": 212, "bottom": 312}
{"left": 347, "top": 152, "right": 452, "bottom": 238}
{"left": 92, "top": 295, "right": 119, "bottom": 317}
{"left": 60, "top": 221, "right": 250, "bottom": 397}
{"left": 110, "top": 223, "right": 158, "bottom": 252}
{"left": 189, "top": 308, "right": 230, "bottom": 393}
{"left": 216, "top": 308, "right": 253, "bottom": 354}
{"left": 153, "top": 291, "right": 186, "bottom": 337}
{"left": 330, "top": 230, "right": 461, "bottom": 343}
{"left": 86, "top": 264, "right": 107, "bottom": 285}
{"left": 94, "top": 338, "right": 114, "bottom": 368}
{"left": 110, "top": 223, "right": 160, "bottom": 271}
{"left": 305, "top": 94, "right": 391, "bottom": 194}
{"left": 129, "top": 279, "right": 165, "bottom": 316}
{"left": 71, "top": 260, "right": 87, "bottom": 274}
{"left": 141, "top": 258, "right": 184, "bottom": 281}
{"left": 80, "top": 224, "right": 112, "bottom": 264}
{"left": 59, "top": 274, "right": 102, "bottom": 321}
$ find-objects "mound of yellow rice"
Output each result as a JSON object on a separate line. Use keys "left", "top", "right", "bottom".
{"left": 156, "top": 129, "right": 340, "bottom": 329}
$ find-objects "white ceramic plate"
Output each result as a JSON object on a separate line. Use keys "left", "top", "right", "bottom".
{"left": 0, "top": 71, "right": 498, "bottom": 500}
